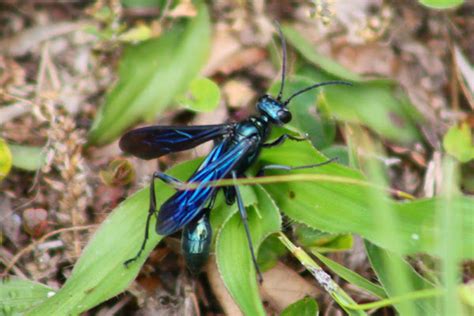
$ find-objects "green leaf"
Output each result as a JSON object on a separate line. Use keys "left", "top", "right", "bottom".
{"left": 419, "top": 0, "right": 464, "bottom": 9}
{"left": 121, "top": 0, "right": 164, "bottom": 8}
{"left": 176, "top": 77, "right": 221, "bottom": 112}
{"left": 294, "top": 62, "right": 422, "bottom": 144}
{"left": 118, "top": 23, "right": 153, "bottom": 42}
{"left": 88, "top": 3, "right": 211, "bottom": 145}
{"left": 27, "top": 159, "right": 202, "bottom": 315}
{"left": 0, "top": 138, "right": 12, "bottom": 180}
{"left": 322, "top": 80, "right": 422, "bottom": 143}
{"left": 443, "top": 123, "right": 474, "bottom": 162}
{"left": 0, "top": 278, "right": 54, "bottom": 315}
{"left": 269, "top": 77, "right": 337, "bottom": 149}
{"left": 258, "top": 140, "right": 474, "bottom": 258}
{"left": 313, "top": 252, "right": 387, "bottom": 299}
{"left": 321, "top": 145, "right": 350, "bottom": 166}
{"left": 280, "top": 297, "right": 319, "bottom": 316}
{"left": 216, "top": 185, "right": 281, "bottom": 316}
{"left": 459, "top": 283, "right": 474, "bottom": 307}
{"left": 9, "top": 145, "right": 45, "bottom": 171}
{"left": 281, "top": 25, "right": 363, "bottom": 82}
{"left": 437, "top": 158, "right": 465, "bottom": 315}
{"left": 365, "top": 242, "right": 437, "bottom": 315}
{"left": 257, "top": 234, "right": 288, "bottom": 272}
{"left": 295, "top": 225, "right": 353, "bottom": 252}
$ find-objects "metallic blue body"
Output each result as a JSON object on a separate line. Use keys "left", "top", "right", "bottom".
{"left": 156, "top": 95, "right": 292, "bottom": 237}
{"left": 119, "top": 30, "right": 351, "bottom": 274}
{"left": 181, "top": 211, "right": 212, "bottom": 275}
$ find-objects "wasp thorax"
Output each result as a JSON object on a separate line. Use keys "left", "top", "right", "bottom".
{"left": 257, "top": 95, "right": 291, "bottom": 125}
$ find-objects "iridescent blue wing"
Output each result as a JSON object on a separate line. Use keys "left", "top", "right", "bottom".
{"left": 156, "top": 138, "right": 256, "bottom": 235}
{"left": 119, "top": 124, "right": 233, "bottom": 160}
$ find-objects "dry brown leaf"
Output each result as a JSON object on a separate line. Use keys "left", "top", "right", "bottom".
{"left": 260, "top": 262, "right": 320, "bottom": 312}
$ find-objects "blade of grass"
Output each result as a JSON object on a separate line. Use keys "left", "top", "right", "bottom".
{"left": 437, "top": 157, "right": 464, "bottom": 315}
{"left": 358, "top": 130, "right": 435, "bottom": 315}
{"left": 278, "top": 232, "right": 367, "bottom": 316}
{"left": 313, "top": 251, "right": 387, "bottom": 299}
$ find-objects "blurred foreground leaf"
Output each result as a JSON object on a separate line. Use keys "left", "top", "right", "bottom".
{"left": 88, "top": 3, "right": 210, "bottom": 145}
{"left": 366, "top": 242, "right": 437, "bottom": 315}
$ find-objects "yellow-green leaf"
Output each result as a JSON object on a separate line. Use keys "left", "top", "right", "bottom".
{"left": 443, "top": 123, "right": 474, "bottom": 163}
{"left": 0, "top": 138, "right": 12, "bottom": 180}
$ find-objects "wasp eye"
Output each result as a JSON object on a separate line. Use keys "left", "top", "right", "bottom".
{"left": 278, "top": 110, "right": 292, "bottom": 124}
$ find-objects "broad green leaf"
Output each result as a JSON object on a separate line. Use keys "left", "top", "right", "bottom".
{"left": 322, "top": 80, "right": 422, "bottom": 143}
{"left": 419, "top": 0, "right": 464, "bottom": 9}
{"left": 88, "top": 3, "right": 210, "bottom": 145}
{"left": 9, "top": 145, "right": 45, "bottom": 171}
{"left": 282, "top": 25, "right": 363, "bottom": 82}
{"left": 0, "top": 138, "right": 12, "bottom": 180}
{"left": 365, "top": 242, "right": 437, "bottom": 315}
{"left": 177, "top": 77, "right": 221, "bottom": 112}
{"left": 216, "top": 185, "right": 281, "bottom": 316}
{"left": 281, "top": 297, "right": 319, "bottom": 316}
{"left": 443, "top": 123, "right": 474, "bottom": 162}
{"left": 258, "top": 140, "right": 474, "bottom": 258}
{"left": 210, "top": 185, "right": 257, "bottom": 235}
{"left": 0, "top": 278, "right": 54, "bottom": 315}
{"left": 313, "top": 252, "right": 387, "bottom": 299}
{"left": 27, "top": 159, "right": 202, "bottom": 315}
{"left": 295, "top": 62, "right": 422, "bottom": 144}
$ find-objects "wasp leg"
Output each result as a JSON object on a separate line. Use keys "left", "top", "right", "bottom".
{"left": 124, "top": 171, "right": 184, "bottom": 267}
{"left": 256, "top": 157, "right": 338, "bottom": 177}
{"left": 262, "top": 133, "right": 308, "bottom": 148}
{"left": 231, "top": 171, "right": 263, "bottom": 283}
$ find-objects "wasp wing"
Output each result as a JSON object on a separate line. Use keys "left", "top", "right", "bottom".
{"left": 119, "top": 124, "right": 233, "bottom": 160}
{"left": 156, "top": 138, "right": 256, "bottom": 235}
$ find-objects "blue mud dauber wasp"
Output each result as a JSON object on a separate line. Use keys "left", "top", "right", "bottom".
{"left": 120, "top": 25, "right": 351, "bottom": 281}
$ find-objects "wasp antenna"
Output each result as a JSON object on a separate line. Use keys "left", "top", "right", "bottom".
{"left": 273, "top": 20, "right": 287, "bottom": 102}
{"left": 284, "top": 80, "right": 353, "bottom": 106}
